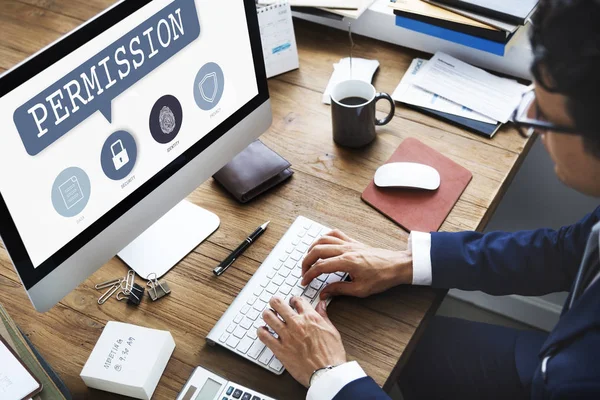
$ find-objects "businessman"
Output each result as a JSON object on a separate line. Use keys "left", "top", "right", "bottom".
{"left": 257, "top": 0, "right": 600, "bottom": 398}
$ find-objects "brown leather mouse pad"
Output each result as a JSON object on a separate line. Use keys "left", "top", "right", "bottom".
{"left": 362, "top": 138, "right": 472, "bottom": 233}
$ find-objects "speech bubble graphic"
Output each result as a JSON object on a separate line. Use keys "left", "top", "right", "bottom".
{"left": 13, "top": 0, "right": 200, "bottom": 156}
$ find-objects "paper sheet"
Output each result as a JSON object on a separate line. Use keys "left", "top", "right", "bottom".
{"left": 412, "top": 52, "right": 527, "bottom": 123}
{"left": 393, "top": 58, "right": 497, "bottom": 124}
{"left": 0, "top": 340, "right": 40, "bottom": 400}
{"left": 322, "top": 58, "right": 380, "bottom": 104}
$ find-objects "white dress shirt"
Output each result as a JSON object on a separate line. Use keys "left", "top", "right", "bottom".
{"left": 306, "top": 232, "right": 433, "bottom": 399}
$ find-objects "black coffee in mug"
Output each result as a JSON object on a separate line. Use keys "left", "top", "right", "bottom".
{"left": 339, "top": 96, "right": 369, "bottom": 106}
{"left": 331, "top": 80, "right": 395, "bottom": 148}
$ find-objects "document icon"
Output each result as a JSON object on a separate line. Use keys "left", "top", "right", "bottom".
{"left": 59, "top": 176, "right": 85, "bottom": 210}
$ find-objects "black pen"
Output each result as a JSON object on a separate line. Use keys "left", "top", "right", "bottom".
{"left": 213, "top": 221, "right": 270, "bottom": 276}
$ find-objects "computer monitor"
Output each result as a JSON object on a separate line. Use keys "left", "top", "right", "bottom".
{"left": 0, "top": 0, "right": 271, "bottom": 312}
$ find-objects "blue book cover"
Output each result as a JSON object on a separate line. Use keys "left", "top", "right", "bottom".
{"left": 395, "top": 15, "right": 506, "bottom": 56}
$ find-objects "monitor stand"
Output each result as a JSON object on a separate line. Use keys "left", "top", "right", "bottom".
{"left": 117, "top": 200, "right": 220, "bottom": 279}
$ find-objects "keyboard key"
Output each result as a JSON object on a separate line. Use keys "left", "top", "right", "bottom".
{"left": 247, "top": 328, "right": 258, "bottom": 340}
{"left": 253, "top": 300, "right": 267, "bottom": 312}
{"left": 335, "top": 271, "right": 345, "bottom": 277}
{"left": 269, "top": 357, "right": 284, "bottom": 373}
{"left": 291, "top": 267, "right": 302, "bottom": 278}
{"left": 251, "top": 396, "right": 261, "bottom": 400}
{"left": 233, "top": 326, "right": 247, "bottom": 339}
{"left": 297, "top": 243, "right": 309, "bottom": 254}
{"left": 326, "top": 274, "right": 344, "bottom": 284}
{"left": 258, "top": 347, "right": 274, "bottom": 365}
{"left": 302, "top": 220, "right": 312, "bottom": 229}
{"left": 273, "top": 262, "right": 282, "bottom": 271}
{"left": 253, "top": 287, "right": 263, "bottom": 297}
{"left": 308, "top": 226, "right": 322, "bottom": 237}
{"left": 227, "top": 323, "right": 236, "bottom": 333}
{"left": 246, "top": 296, "right": 257, "bottom": 306}
{"left": 266, "top": 283, "right": 279, "bottom": 294}
{"left": 316, "top": 274, "right": 328, "bottom": 282}
{"left": 284, "top": 258, "right": 296, "bottom": 269}
{"left": 302, "top": 236, "right": 313, "bottom": 246}
{"left": 226, "top": 336, "right": 240, "bottom": 348}
{"left": 260, "top": 278, "right": 269, "bottom": 288}
{"left": 285, "top": 245, "right": 294, "bottom": 254}
{"left": 292, "top": 237, "right": 300, "bottom": 246}
{"left": 227, "top": 386, "right": 234, "bottom": 395}
{"left": 248, "top": 340, "right": 265, "bottom": 359}
{"left": 272, "top": 275, "right": 285, "bottom": 286}
{"left": 286, "top": 275, "right": 298, "bottom": 286}
{"left": 303, "top": 287, "right": 318, "bottom": 299}
{"left": 279, "top": 253, "right": 289, "bottom": 262}
{"left": 247, "top": 308, "right": 260, "bottom": 320}
{"left": 237, "top": 336, "right": 254, "bottom": 354}
{"left": 291, "top": 287, "right": 303, "bottom": 297}
{"left": 259, "top": 291, "right": 272, "bottom": 304}
{"left": 242, "top": 393, "right": 252, "bottom": 400}
{"left": 297, "top": 281, "right": 307, "bottom": 289}
{"left": 278, "top": 268, "right": 291, "bottom": 278}
{"left": 298, "top": 228, "right": 308, "bottom": 238}
{"left": 309, "top": 280, "right": 323, "bottom": 291}
{"left": 279, "top": 284, "right": 293, "bottom": 295}
{"left": 266, "top": 269, "right": 276, "bottom": 279}
{"left": 240, "top": 317, "right": 254, "bottom": 330}
{"left": 219, "top": 333, "right": 230, "bottom": 343}
{"left": 241, "top": 305, "right": 250, "bottom": 315}
{"left": 233, "top": 389, "right": 243, "bottom": 399}
{"left": 290, "top": 250, "right": 303, "bottom": 261}
{"left": 253, "top": 317, "right": 264, "bottom": 329}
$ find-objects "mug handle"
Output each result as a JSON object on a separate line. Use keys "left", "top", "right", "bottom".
{"left": 374, "top": 93, "right": 396, "bottom": 126}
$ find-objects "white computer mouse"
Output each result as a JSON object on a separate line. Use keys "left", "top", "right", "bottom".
{"left": 374, "top": 162, "right": 441, "bottom": 190}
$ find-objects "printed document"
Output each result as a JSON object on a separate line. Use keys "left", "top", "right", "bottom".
{"left": 393, "top": 58, "right": 497, "bottom": 124}
{"left": 0, "top": 340, "right": 40, "bottom": 400}
{"left": 412, "top": 52, "right": 527, "bottom": 123}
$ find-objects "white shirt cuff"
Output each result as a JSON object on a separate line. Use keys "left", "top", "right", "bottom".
{"left": 409, "top": 231, "right": 433, "bottom": 286}
{"left": 306, "top": 361, "right": 367, "bottom": 400}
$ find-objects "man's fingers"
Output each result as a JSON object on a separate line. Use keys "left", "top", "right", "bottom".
{"left": 315, "top": 301, "right": 331, "bottom": 322}
{"left": 290, "top": 296, "right": 310, "bottom": 314}
{"left": 302, "top": 244, "right": 347, "bottom": 276}
{"left": 320, "top": 281, "right": 357, "bottom": 299}
{"left": 269, "top": 296, "right": 296, "bottom": 322}
{"left": 302, "top": 256, "right": 349, "bottom": 286}
{"left": 307, "top": 235, "right": 345, "bottom": 255}
{"left": 327, "top": 229, "right": 356, "bottom": 243}
{"left": 257, "top": 326, "right": 280, "bottom": 351}
{"left": 262, "top": 308, "right": 285, "bottom": 334}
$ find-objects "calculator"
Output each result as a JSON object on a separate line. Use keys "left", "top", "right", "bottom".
{"left": 177, "top": 366, "right": 276, "bottom": 400}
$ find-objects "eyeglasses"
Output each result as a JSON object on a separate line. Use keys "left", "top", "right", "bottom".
{"left": 512, "top": 85, "right": 581, "bottom": 138}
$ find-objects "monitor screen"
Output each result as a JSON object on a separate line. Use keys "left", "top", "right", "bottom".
{"left": 0, "top": 0, "right": 266, "bottom": 288}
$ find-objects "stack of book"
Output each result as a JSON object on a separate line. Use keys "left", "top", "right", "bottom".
{"left": 389, "top": 0, "right": 538, "bottom": 56}
{"left": 0, "top": 304, "right": 71, "bottom": 400}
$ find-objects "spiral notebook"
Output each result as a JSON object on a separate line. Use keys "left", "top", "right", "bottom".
{"left": 257, "top": 1, "right": 300, "bottom": 78}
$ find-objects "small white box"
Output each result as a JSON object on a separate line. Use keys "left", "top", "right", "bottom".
{"left": 81, "top": 321, "right": 176, "bottom": 399}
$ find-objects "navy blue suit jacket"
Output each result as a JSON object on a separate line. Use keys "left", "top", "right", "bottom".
{"left": 334, "top": 206, "right": 600, "bottom": 399}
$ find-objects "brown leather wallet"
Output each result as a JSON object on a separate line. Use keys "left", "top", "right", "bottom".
{"left": 213, "top": 140, "right": 293, "bottom": 203}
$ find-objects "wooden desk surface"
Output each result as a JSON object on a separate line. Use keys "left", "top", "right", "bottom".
{"left": 0, "top": 1, "right": 531, "bottom": 399}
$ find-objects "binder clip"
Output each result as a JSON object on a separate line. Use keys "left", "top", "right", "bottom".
{"left": 146, "top": 273, "right": 171, "bottom": 301}
{"left": 126, "top": 283, "right": 145, "bottom": 306}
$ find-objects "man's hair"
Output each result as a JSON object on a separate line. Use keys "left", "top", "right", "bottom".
{"left": 531, "top": 0, "right": 600, "bottom": 156}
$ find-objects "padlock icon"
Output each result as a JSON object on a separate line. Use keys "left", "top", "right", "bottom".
{"left": 111, "top": 139, "right": 129, "bottom": 171}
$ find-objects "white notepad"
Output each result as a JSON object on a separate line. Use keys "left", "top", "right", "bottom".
{"left": 257, "top": 2, "right": 300, "bottom": 78}
{"left": 0, "top": 340, "right": 41, "bottom": 400}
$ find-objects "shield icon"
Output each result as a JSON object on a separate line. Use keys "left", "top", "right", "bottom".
{"left": 199, "top": 72, "right": 219, "bottom": 103}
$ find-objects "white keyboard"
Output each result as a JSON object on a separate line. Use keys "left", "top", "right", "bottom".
{"left": 206, "top": 216, "right": 348, "bottom": 375}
